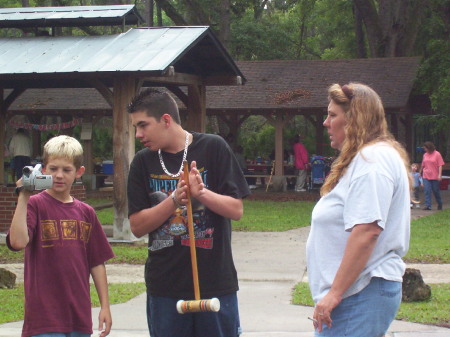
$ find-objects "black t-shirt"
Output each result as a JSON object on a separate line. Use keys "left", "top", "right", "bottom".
{"left": 128, "top": 132, "right": 250, "bottom": 299}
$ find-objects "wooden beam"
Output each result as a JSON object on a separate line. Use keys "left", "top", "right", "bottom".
{"left": 167, "top": 85, "right": 188, "bottom": 107}
{"left": 89, "top": 79, "right": 114, "bottom": 108}
{"left": 203, "top": 75, "right": 242, "bottom": 86}
{"left": 4, "top": 88, "right": 27, "bottom": 111}
{"left": 142, "top": 70, "right": 203, "bottom": 86}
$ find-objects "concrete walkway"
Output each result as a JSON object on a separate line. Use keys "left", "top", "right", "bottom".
{"left": 1, "top": 190, "right": 449, "bottom": 337}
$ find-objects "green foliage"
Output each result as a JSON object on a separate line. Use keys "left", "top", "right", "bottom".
{"left": 292, "top": 282, "right": 450, "bottom": 327}
{"left": 404, "top": 208, "right": 450, "bottom": 263}
{"left": 230, "top": 11, "right": 296, "bottom": 60}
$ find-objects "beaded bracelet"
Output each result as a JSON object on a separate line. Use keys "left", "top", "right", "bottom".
{"left": 171, "top": 191, "right": 182, "bottom": 208}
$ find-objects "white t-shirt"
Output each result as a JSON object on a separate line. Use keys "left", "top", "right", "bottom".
{"left": 306, "top": 142, "right": 410, "bottom": 303}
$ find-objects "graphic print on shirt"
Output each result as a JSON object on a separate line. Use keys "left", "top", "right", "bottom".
{"left": 40, "top": 219, "right": 92, "bottom": 246}
{"left": 147, "top": 168, "right": 214, "bottom": 252}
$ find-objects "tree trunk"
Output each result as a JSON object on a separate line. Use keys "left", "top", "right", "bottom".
{"left": 145, "top": 0, "right": 154, "bottom": 27}
{"left": 219, "top": 0, "right": 231, "bottom": 48}
{"left": 155, "top": 0, "right": 188, "bottom": 25}
{"left": 353, "top": 3, "right": 367, "bottom": 58}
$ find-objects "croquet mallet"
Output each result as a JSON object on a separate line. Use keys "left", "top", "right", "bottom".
{"left": 176, "top": 161, "right": 220, "bottom": 314}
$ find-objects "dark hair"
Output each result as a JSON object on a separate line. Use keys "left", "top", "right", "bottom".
{"left": 127, "top": 88, "right": 181, "bottom": 124}
{"left": 423, "top": 141, "right": 435, "bottom": 152}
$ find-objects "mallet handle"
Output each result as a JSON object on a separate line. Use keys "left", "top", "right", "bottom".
{"left": 183, "top": 161, "right": 200, "bottom": 301}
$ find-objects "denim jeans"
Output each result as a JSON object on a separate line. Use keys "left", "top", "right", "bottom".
{"left": 147, "top": 293, "right": 241, "bottom": 337}
{"left": 423, "top": 178, "right": 442, "bottom": 208}
{"left": 315, "top": 277, "right": 402, "bottom": 337}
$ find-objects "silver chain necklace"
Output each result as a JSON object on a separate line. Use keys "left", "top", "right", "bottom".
{"left": 158, "top": 131, "right": 189, "bottom": 178}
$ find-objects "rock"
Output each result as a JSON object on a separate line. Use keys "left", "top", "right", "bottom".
{"left": 402, "top": 268, "right": 431, "bottom": 302}
{"left": 0, "top": 267, "right": 17, "bottom": 289}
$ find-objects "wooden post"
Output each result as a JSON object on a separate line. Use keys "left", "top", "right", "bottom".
{"left": 315, "top": 114, "right": 324, "bottom": 155}
{"left": 186, "top": 85, "right": 206, "bottom": 132}
{"left": 112, "top": 76, "right": 136, "bottom": 240}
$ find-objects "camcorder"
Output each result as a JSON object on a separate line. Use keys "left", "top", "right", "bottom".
{"left": 22, "top": 164, "right": 53, "bottom": 191}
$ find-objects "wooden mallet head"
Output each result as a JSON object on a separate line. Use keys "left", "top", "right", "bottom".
{"left": 176, "top": 298, "right": 221, "bottom": 314}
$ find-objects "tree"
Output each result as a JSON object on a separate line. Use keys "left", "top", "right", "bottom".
{"left": 353, "top": 0, "right": 425, "bottom": 57}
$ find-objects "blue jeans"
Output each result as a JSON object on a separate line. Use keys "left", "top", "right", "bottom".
{"left": 315, "top": 277, "right": 402, "bottom": 337}
{"left": 33, "top": 333, "right": 90, "bottom": 337}
{"left": 147, "top": 293, "right": 241, "bottom": 337}
{"left": 423, "top": 179, "right": 442, "bottom": 208}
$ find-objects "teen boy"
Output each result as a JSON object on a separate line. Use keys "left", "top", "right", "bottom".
{"left": 127, "top": 88, "right": 250, "bottom": 337}
{"left": 7, "top": 135, "right": 114, "bottom": 337}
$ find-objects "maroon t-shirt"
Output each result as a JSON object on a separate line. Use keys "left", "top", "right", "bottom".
{"left": 7, "top": 191, "right": 114, "bottom": 337}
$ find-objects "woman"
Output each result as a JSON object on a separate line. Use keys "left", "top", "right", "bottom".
{"left": 421, "top": 141, "right": 444, "bottom": 210}
{"left": 306, "top": 83, "right": 411, "bottom": 337}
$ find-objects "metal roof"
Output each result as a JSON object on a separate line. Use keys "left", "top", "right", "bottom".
{"left": 0, "top": 5, "right": 143, "bottom": 28}
{"left": 0, "top": 26, "right": 245, "bottom": 88}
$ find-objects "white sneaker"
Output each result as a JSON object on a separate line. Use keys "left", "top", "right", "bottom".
{"left": 415, "top": 204, "right": 420, "bottom": 208}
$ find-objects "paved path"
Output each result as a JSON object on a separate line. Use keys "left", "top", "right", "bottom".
{"left": 1, "top": 190, "right": 449, "bottom": 336}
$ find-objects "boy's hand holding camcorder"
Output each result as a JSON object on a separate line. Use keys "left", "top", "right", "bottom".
{"left": 15, "top": 164, "right": 53, "bottom": 195}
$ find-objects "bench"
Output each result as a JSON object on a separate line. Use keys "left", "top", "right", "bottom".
{"left": 94, "top": 173, "right": 113, "bottom": 188}
{"left": 244, "top": 174, "right": 297, "bottom": 187}
{"left": 244, "top": 174, "right": 297, "bottom": 179}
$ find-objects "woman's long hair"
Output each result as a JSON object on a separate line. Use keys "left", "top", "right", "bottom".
{"left": 321, "top": 83, "right": 411, "bottom": 195}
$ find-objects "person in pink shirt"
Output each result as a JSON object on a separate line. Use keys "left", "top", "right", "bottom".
{"left": 292, "top": 135, "right": 309, "bottom": 192}
{"left": 420, "top": 141, "right": 444, "bottom": 210}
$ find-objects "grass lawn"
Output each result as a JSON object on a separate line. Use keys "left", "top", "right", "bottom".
{"left": 404, "top": 208, "right": 450, "bottom": 263}
{"left": 0, "top": 282, "right": 146, "bottom": 325}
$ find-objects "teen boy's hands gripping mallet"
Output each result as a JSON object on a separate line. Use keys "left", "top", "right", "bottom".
{"left": 176, "top": 161, "right": 220, "bottom": 314}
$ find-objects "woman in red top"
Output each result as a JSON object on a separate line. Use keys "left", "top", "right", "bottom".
{"left": 421, "top": 141, "right": 444, "bottom": 210}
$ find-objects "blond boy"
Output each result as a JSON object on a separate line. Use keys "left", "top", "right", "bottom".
{"left": 7, "top": 135, "right": 114, "bottom": 337}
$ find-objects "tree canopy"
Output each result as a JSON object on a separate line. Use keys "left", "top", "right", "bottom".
{"left": 1, "top": 0, "right": 448, "bottom": 159}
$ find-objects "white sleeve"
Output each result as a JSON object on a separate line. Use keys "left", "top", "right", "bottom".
{"left": 343, "top": 170, "right": 394, "bottom": 231}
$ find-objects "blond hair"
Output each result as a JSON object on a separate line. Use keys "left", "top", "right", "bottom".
{"left": 321, "top": 83, "right": 411, "bottom": 195}
{"left": 43, "top": 135, "right": 84, "bottom": 169}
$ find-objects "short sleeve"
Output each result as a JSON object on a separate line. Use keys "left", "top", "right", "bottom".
{"left": 343, "top": 171, "right": 394, "bottom": 231}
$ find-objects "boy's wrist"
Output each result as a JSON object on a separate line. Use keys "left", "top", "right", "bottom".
{"left": 15, "top": 186, "right": 24, "bottom": 195}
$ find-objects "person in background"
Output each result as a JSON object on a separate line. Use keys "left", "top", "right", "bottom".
{"left": 410, "top": 163, "right": 422, "bottom": 208}
{"left": 306, "top": 83, "right": 410, "bottom": 337}
{"left": 420, "top": 141, "right": 444, "bottom": 210}
{"left": 9, "top": 128, "right": 32, "bottom": 179}
{"left": 127, "top": 88, "right": 250, "bottom": 337}
{"left": 292, "top": 135, "right": 309, "bottom": 192}
{"left": 7, "top": 135, "right": 114, "bottom": 337}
